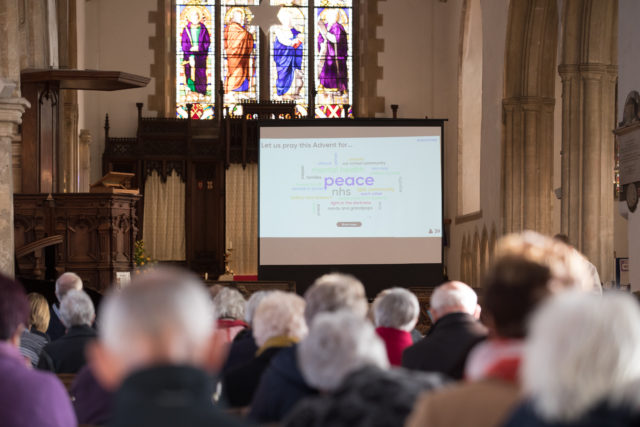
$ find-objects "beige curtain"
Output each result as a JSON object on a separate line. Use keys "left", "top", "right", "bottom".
{"left": 226, "top": 164, "right": 258, "bottom": 274}
{"left": 143, "top": 170, "right": 186, "bottom": 260}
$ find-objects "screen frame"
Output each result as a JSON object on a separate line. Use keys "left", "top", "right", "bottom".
{"left": 257, "top": 118, "right": 446, "bottom": 296}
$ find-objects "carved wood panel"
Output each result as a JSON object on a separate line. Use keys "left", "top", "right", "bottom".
{"left": 14, "top": 193, "right": 140, "bottom": 293}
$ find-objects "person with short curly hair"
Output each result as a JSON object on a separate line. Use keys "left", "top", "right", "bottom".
{"left": 223, "top": 291, "right": 307, "bottom": 408}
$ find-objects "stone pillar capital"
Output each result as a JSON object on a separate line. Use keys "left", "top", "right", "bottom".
{"left": 0, "top": 97, "right": 30, "bottom": 138}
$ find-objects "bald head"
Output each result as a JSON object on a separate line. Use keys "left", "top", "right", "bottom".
{"left": 55, "top": 272, "right": 83, "bottom": 303}
{"left": 430, "top": 281, "right": 480, "bottom": 321}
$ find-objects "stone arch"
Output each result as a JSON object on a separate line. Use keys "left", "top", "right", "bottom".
{"left": 559, "top": 0, "right": 617, "bottom": 282}
{"left": 458, "top": 0, "right": 483, "bottom": 215}
{"left": 460, "top": 234, "right": 469, "bottom": 283}
{"left": 502, "top": 0, "right": 558, "bottom": 235}
{"left": 489, "top": 223, "right": 498, "bottom": 262}
{"left": 472, "top": 230, "right": 481, "bottom": 287}
{"left": 480, "top": 225, "right": 489, "bottom": 279}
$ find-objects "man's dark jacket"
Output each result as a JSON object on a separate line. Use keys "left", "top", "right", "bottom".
{"left": 37, "top": 324, "right": 97, "bottom": 373}
{"left": 282, "top": 365, "right": 447, "bottom": 427}
{"left": 401, "top": 312, "right": 487, "bottom": 379}
{"left": 110, "top": 365, "right": 246, "bottom": 427}
{"left": 249, "top": 345, "right": 318, "bottom": 424}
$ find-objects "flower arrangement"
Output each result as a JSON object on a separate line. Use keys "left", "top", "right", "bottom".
{"left": 134, "top": 240, "right": 154, "bottom": 268}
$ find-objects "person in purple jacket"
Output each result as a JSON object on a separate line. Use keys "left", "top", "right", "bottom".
{"left": 0, "top": 272, "right": 76, "bottom": 427}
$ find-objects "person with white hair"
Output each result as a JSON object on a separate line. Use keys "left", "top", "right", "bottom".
{"left": 249, "top": 273, "right": 370, "bottom": 423}
{"left": 504, "top": 291, "right": 640, "bottom": 427}
{"left": 283, "top": 311, "right": 446, "bottom": 427}
{"left": 372, "top": 287, "right": 420, "bottom": 366}
{"left": 87, "top": 267, "right": 245, "bottom": 427}
{"left": 223, "top": 291, "right": 307, "bottom": 408}
{"left": 213, "top": 287, "right": 248, "bottom": 343}
{"left": 47, "top": 272, "right": 84, "bottom": 341}
{"left": 38, "top": 289, "right": 96, "bottom": 373}
{"left": 223, "top": 290, "right": 272, "bottom": 374}
{"left": 401, "top": 281, "right": 487, "bottom": 379}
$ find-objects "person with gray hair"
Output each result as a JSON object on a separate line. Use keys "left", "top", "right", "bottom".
{"left": 213, "top": 287, "right": 248, "bottom": 343}
{"left": 223, "top": 291, "right": 272, "bottom": 374}
{"left": 38, "top": 289, "right": 96, "bottom": 373}
{"left": 283, "top": 310, "right": 446, "bottom": 427}
{"left": 249, "top": 272, "right": 370, "bottom": 423}
{"left": 223, "top": 291, "right": 307, "bottom": 408}
{"left": 402, "top": 281, "right": 487, "bottom": 379}
{"left": 47, "top": 272, "right": 84, "bottom": 341}
{"left": 87, "top": 267, "right": 245, "bottom": 427}
{"left": 373, "top": 287, "right": 420, "bottom": 366}
{"left": 504, "top": 291, "right": 640, "bottom": 426}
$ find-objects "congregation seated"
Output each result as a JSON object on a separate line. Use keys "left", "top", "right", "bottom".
{"left": 87, "top": 267, "right": 246, "bottom": 427}
{"left": 283, "top": 310, "right": 447, "bottom": 427}
{"left": 213, "top": 287, "right": 249, "bottom": 343}
{"left": 504, "top": 291, "right": 640, "bottom": 427}
{"left": 222, "top": 290, "right": 270, "bottom": 374}
{"left": 38, "top": 289, "right": 97, "bottom": 373}
{"left": 19, "top": 292, "right": 51, "bottom": 366}
{"left": 249, "top": 273, "right": 369, "bottom": 424}
{"left": 47, "top": 272, "right": 83, "bottom": 341}
{"left": 0, "top": 273, "right": 76, "bottom": 427}
{"left": 222, "top": 290, "right": 307, "bottom": 408}
{"left": 372, "top": 287, "right": 420, "bottom": 366}
{"left": 401, "top": 281, "right": 487, "bottom": 379}
{"left": 407, "top": 231, "right": 595, "bottom": 427}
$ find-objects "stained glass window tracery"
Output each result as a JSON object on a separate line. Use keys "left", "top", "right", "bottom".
{"left": 175, "top": 0, "right": 354, "bottom": 119}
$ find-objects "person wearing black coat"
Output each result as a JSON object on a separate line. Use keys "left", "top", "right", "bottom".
{"left": 37, "top": 289, "right": 96, "bottom": 374}
{"left": 401, "top": 281, "right": 487, "bottom": 379}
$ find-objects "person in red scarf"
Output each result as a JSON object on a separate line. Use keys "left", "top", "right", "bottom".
{"left": 406, "top": 231, "right": 595, "bottom": 427}
{"left": 213, "top": 287, "right": 248, "bottom": 343}
{"left": 372, "top": 288, "right": 420, "bottom": 366}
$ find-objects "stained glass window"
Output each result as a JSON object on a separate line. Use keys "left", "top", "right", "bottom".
{"left": 269, "top": 6, "right": 308, "bottom": 117}
{"left": 314, "top": 0, "right": 352, "bottom": 118}
{"left": 221, "top": 4, "right": 260, "bottom": 115}
{"left": 175, "top": 0, "right": 354, "bottom": 119}
{"left": 176, "top": 0, "right": 216, "bottom": 119}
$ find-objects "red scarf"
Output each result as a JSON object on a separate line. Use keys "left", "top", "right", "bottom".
{"left": 375, "top": 327, "right": 414, "bottom": 366}
{"left": 464, "top": 339, "right": 523, "bottom": 384}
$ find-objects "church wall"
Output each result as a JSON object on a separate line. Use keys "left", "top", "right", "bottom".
{"left": 82, "top": 0, "right": 158, "bottom": 183}
{"left": 377, "top": 0, "right": 466, "bottom": 282}
{"left": 618, "top": 0, "right": 638, "bottom": 291}
{"left": 449, "top": 0, "right": 508, "bottom": 285}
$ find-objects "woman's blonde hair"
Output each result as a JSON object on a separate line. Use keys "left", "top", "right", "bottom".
{"left": 27, "top": 293, "right": 50, "bottom": 333}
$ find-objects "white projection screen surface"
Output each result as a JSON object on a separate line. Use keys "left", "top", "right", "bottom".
{"left": 258, "top": 121, "right": 443, "bottom": 271}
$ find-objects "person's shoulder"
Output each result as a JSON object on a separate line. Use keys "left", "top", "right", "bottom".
{"left": 20, "top": 367, "right": 70, "bottom": 400}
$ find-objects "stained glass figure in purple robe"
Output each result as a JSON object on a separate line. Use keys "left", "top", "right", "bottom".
{"left": 273, "top": 8, "right": 304, "bottom": 97}
{"left": 181, "top": 8, "right": 211, "bottom": 96}
{"left": 317, "top": 8, "right": 348, "bottom": 93}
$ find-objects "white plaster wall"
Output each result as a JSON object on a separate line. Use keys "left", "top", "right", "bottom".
{"left": 83, "top": 0, "right": 158, "bottom": 183}
{"left": 376, "top": 0, "right": 462, "bottom": 279}
{"left": 618, "top": 0, "right": 639, "bottom": 291}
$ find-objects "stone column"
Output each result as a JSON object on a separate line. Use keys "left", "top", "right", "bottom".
{"left": 559, "top": 64, "right": 617, "bottom": 282}
{"left": 502, "top": 97, "right": 555, "bottom": 234}
{"left": 559, "top": 0, "right": 618, "bottom": 282}
{"left": 79, "top": 129, "right": 91, "bottom": 192}
{"left": 0, "top": 95, "right": 30, "bottom": 276}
